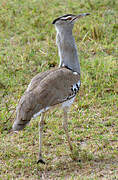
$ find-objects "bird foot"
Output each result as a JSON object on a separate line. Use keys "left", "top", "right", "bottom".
{"left": 37, "top": 158, "right": 45, "bottom": 164}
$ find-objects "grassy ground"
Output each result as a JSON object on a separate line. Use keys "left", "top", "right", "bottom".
{"left": 0, "top": 0, "right": 118, "bottom": 179}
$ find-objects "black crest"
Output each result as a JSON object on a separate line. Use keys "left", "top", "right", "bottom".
{"left": 52, "top": 14, "right": 74, "bottom": 24}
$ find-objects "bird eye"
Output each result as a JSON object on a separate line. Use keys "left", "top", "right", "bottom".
{"left": 67, "top": 17, "right": 72, "bottom": 20}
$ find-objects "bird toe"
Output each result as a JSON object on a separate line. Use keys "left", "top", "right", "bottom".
{"left": 37, "top": 158, "right": 45, "bottom": 164}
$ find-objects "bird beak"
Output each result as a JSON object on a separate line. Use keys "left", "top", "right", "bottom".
{"left": 72, "top": 13, "right": 90, "bottom": 22}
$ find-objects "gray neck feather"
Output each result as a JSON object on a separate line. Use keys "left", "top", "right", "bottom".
{"left": 55, "top": 26, "right": 80, "bottom": 74}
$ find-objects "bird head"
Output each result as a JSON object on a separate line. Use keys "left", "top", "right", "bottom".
{"left": 52, "top": 13, "right": 90, "bottom": 31}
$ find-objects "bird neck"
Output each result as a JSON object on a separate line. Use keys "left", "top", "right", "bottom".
{"left": 56, "top": 27, "right": 80, "bottom": 74}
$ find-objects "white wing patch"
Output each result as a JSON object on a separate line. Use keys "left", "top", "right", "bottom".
{"left": 62, "top": 97, "right": 75, "bottom": 108}
{"left": 71, "top": 80, "right": 81, "bottom": 94}
{"left": 33, "top": 107, "right": 49, "bottom": 118}
{"left": 73, "top": 72, "right": 78, "bottom": 75}
{"left": 61, "top": 80, "right": 81, "bottom": 107}
{"left": 58, "top": 80, "right": 81, "bottom": 103}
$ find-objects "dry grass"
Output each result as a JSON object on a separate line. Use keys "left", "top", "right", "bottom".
{"left": 0, "top": 0, "right": 118, "bottom": 179}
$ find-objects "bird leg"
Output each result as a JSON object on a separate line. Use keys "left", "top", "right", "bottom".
{"left": 37, "top": 112, "right": 45, "bottom": 164}
{"left": 63, "top": 107, "right": 73, "bottom": 152}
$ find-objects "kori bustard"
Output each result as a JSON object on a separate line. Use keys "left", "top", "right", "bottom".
{"left": 13, "top": 13, "right": 90, "bottom": 164}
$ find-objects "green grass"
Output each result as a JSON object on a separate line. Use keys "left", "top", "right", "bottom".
{"left": 0, "top": 0, "right": 118, "bottom": 179}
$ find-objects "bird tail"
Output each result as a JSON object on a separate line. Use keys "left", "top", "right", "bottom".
{"left": 12, "top": 92, "right": 38, "bottom": 131}
{"left": 12, "top": 119, "right": 30, "bottom": 131}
